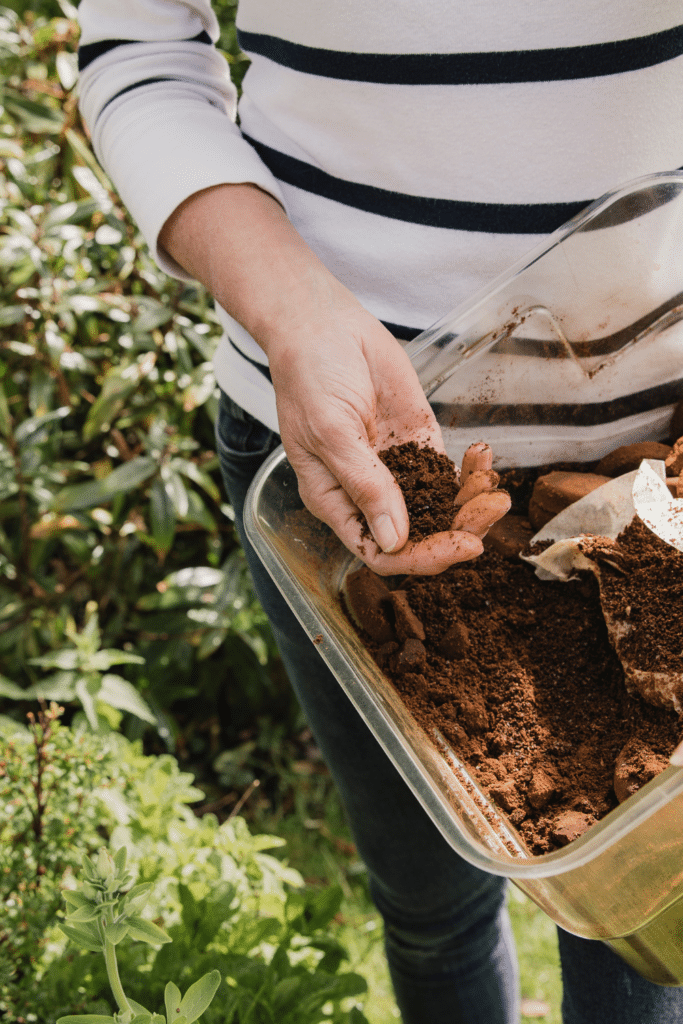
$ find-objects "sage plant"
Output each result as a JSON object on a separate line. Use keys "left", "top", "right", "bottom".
{"left": 58, "top": 846, "right": 220, "bottom": 1024}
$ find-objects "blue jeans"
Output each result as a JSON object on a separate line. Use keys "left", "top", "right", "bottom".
{"left": 215, "top": 390, "right": 683, "bottom": 1024}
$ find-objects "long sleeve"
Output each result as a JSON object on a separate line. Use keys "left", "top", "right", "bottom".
{"left": 77, "top": 0, "right": 286, "bottom": 278}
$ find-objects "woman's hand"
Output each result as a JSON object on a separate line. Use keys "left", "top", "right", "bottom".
{"left": 264, "top": 286, "right": 510, "bottom": 575}
{"left": 159, "top": 182, "right": 510, "bottom": 573}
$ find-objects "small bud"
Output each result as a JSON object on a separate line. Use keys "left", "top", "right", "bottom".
{"left": 96, "top": 848, "right": 114, "bottom": 881}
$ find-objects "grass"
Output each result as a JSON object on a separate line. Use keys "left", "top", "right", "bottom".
{"left": 251, "top": 767, "right": 563, "bottom": 1023}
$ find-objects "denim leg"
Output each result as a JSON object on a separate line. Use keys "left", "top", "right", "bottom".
{"left": 558, "top": 929, "right": 683, "bottom": 1024}
{"left": 214, "top": 392, "right": 519, "bottom": 1024}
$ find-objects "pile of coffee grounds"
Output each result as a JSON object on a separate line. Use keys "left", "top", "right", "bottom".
{"left": 343, "top": 425, "right": 683, "bottom": 853}
{"left": 361, "top": 442, "right": 460, "bottom": 541}
{"left": 345, "top": 531, "right": 682, "bottom": 854}
{"left": 594, "top": 517, "right": 683, "bottom": 676}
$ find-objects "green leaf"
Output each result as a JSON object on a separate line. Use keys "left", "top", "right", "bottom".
{"left": 131, "top": 297, "right": 174, "bottom": 333}
{"left": 105, "top": 919, "right": 129, "bottom": 945}
{"left": 149, "top": 477, "right": 176, "bottom": 554}
{"left": 89, "top": 650, "right": 146, "bottom": 669}
{"left": 127, "top": 998, "right": 153, "bottom": 1016}
{"left": 43, "top": 198, "right": 99, "bottom": 228}
{"left": 58, "top": 921, "right": 104, "bottom": 953}
{"left": 0, "top": 305, "right": 27, "bottom": 327}
{"left": 0, "top": 676, "right": 27, "bottom": 700}
{"left": 64, "top": 127, "right": 114, "bottom": 193}
{"left": 182, "top": 488, "right": 216, "bottom": 531}
{"left": 125, "top": 915, "right": 172, "bottom": 946}
{"left": 180, "top": 362, "right": 215, "bottom": 412}
{"left": 29, "top": 649, "right": 79, "bottom": 670}
{"left": 68, "top": 902, "right": 101, "bottom": 923}
{"left": 164, "top": 982, "right": 181, "bottom": 1021}
{"left": 177, "top": 970, "right": 221, "bottom": 1024}
{"left": 171, "top": 458, "right": 220, "bottom": 502}
{"left": 121, "top": 882, "right": 153, "bottom": 912}
{"left": 56, "top": 1017, "right": 116, "bottom": 1024}
{"left": 53, "top": 457, "right": 158, "bottom": 512}
{"left": 63, "top": 890, "right": 93, "bottom": 910}
{"left": 98, "top": 674, "right": 156, "bottom": 724}
{"left": 82, "top": 361, "right": 151, "bottom": 442}
{"left": 22, "top": 672, "right": 77, "bottom": 702}
{"left": 75, "top": 675, "right": 100, "bottom": 731}
{"left": 113, "top": 846, "right": 128, "bottom": 873}
{"left": 0, "top": 381, "right": 11, "bottom": 437}
{"left": 161, "top": 466, "right": 189, "bottom": 517}
{"left": 2, "top": 86, "right": 65, "bottom": 133}
{"left": 15, "top": 407, "right": 69, "bottom": 448}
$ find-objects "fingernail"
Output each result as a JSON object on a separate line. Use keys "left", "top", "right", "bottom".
{"left": 670, "top": 742, "right": 683, "bottom": 767}
{"left": 372, "top": 513, "right": 399, "bottom": 553}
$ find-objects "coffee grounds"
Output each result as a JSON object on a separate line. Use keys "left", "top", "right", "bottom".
{"left": 360, "top": 442, "right": 460, "bottom": 541}
{"left": 349, "top": 540, "right": 682, "bottom": 854}
{"left": 596, "top": 517, "right": 683, "bottom": 675}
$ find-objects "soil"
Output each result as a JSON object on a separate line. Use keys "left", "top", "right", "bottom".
{"left": 343, "top": 437, "right": 683, "bottom": 855}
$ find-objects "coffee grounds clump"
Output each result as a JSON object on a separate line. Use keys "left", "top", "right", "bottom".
{"left": 597, "top": 517, "right": 683, "bottom": 676}
{"left": 362, "top": 442, "right": 460, "bottom": 541}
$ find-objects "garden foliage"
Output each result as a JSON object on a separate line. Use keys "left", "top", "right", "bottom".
{"left": 0, "top": 2, "right": 299, "bottom": 753}
{"left": 1, "top": 7, "right": 371, "bottom": 1023}
{"left": 1, "top": 706, "right": 369, "bottom": 1023}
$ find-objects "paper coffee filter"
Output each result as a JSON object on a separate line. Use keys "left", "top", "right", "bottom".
{"left": 522, "top": 460, "right": 683, "bottom": 711}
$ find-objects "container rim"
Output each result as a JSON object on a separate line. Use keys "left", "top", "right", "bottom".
{"left": 404, "top": 168, "right": 683, "bottom": 367}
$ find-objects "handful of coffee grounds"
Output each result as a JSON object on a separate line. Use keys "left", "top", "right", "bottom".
{"left": 363, "top": 442, "right": 460, "bottom": 542}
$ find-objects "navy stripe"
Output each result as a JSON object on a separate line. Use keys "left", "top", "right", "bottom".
{"left": 227, "top": 333, "right": 681, "bottom": 428}
{"left": 242, "top": 134, "right": 588, "bottom": 234}
{"left": 100, "top": 77, "right": 179, "bottom": 112}
{"left": 434, "top": 379, "right": 683, "bottom": 430}
{"left": 229, "top": 335, "right": 271, "bottom": 381}
{"left": 78, "top": 30, "right": 212, "bottom": 71}
{"left": 237, "top": 24, "right": 683, "bottom": 85}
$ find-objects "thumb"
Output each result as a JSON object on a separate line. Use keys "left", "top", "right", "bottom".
{"left": 293, "top": 437, "right": 411, "bottom": 555}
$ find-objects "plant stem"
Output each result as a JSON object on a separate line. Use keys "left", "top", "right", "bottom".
{"left": 104, "top": 937, "right": 132, "bottom": 1016}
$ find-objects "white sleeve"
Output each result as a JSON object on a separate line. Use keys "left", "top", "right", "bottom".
{"left": 77, "top": 0, "right": 286, "bottom": 278}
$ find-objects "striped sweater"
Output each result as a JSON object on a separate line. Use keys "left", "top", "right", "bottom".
{"left": 77, "top": 1, "right": 683, "bottom": 464}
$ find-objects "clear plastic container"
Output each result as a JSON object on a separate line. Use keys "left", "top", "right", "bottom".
{"left": 244, "top": 172, "right": 683, "bottom": 984}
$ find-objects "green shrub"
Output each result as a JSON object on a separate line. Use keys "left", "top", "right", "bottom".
{"left": 1, "top": 709, "right": 369, "bottom": 1024}
{"left": 0, "top": 4, "right": 300, "bottom": 762}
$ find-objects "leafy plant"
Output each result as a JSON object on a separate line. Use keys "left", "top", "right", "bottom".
{"left": 0, "top": 703, "right": 117, "bottom": 1015}
{"left": 0, "top": 4, "right": 299, "bottom": 764}
{"left": 57, "top": 846, "right": 221, "bottom": 1024}
{"left": 1, "top": 709, "right": 371, "bottom": 1024}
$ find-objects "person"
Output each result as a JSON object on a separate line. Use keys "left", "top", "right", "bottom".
{"left": 76, "top": 2, "right": 683, "bottom": 1021}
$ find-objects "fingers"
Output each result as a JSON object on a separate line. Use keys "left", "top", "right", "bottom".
{"left": 453, "top": 489, "right": 511, "bottom": 537}
{"left": 292, "top": 438, "right": 411, "bottom": 554}
{"left": 289, "top": 441, "right": 412, "bottom": 556}
{"left": 452, "top": 442, "right": 509, "bottom": 539}
{"left": 454, "top": 469, "right": 500, "bottom": 507}
{"left": 366, "top": 529, "right": 485, "bottom": 576}
{"left": 460, "top": 442, "right": 492, "bottom": 481}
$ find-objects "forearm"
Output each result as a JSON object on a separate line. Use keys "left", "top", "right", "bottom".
{"left": 158, "top": 182, "right": 354, "bottom": 356}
